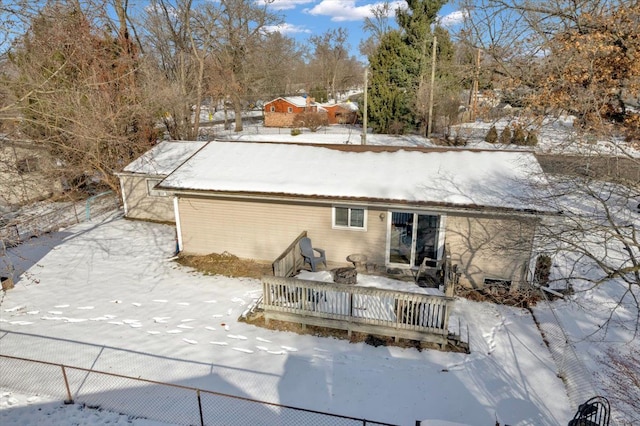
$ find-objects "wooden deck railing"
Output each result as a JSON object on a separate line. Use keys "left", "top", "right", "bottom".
{"left": 272, "top": 231, "right": 307, "bottom": 277}
{"left": 262, "top": 276, "right": 455, "bottom": 345}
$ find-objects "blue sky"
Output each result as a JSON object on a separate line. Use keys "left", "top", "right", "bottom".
{"left": 262, "top": 0, "right": 463, "bottom": 60}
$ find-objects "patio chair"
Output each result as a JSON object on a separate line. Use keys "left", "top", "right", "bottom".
{"left": 299, "top": 237, "right": 326, "bottom": 272}
{"left": 568, "top": 396, "right": 610, "bottom": 426}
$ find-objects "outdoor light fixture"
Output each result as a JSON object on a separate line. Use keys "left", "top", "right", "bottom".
{"left": 379, "top": 213, "right": 385, "bottom": 221}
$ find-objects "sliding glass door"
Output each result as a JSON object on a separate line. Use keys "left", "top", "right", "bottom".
{"left": 387, "top": 212, "right": 444, "bottom": 267}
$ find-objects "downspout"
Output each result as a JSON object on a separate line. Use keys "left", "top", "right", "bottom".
{"left": 173, "top": 196, "right": 183, "bottom": 254}
{"left": 118, "top": 178, "right": 128, "bottom": 217}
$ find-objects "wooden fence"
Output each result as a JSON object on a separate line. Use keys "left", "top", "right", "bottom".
{"left": 272, "top": 231, "right": 307, "bottom": 277}
{"left": 262, "top": 276, "right": 455, "bottom": 346}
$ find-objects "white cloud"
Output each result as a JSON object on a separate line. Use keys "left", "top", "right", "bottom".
{"left": 305, "top": 0, "right": 404, "bottom": 22}
{"left": 268, "top": 0, "right": 316, "bottom": 11}
{"left": 264, "top": 22, "right": 313, "bottom": 34}
{"left": 438, "top": 10, "right": 467, "bottom": 27}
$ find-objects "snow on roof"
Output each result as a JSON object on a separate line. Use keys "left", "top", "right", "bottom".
{"left": 321, "top": 101, "right": 359, "bottom": 111}
{"left": 266, "top": 96, "right": 312, "bottom": 108}
{"left": 122, "top": 141, "right": 207, "bottom": 176}
{"left": 160, "top": 142, "right": 550, "bottom": 212}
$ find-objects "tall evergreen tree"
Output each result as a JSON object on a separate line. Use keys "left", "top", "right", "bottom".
{"left": 368, "top": 31, "right": 415, "bottom": 134}
{"left": 367, "top": 0, "right": 447, "bottom": 134}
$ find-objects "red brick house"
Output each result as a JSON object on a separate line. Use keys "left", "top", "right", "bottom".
{"left": 321, "top": 101, "right": 359, "bottom": 125}
{"left": 264, "top": 96, "right": 318, "bottom": 127}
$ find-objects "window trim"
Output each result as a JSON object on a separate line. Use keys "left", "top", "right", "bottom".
{"left": 269, "top": 106, "right": 275, "bottom": 112}
{"left": 287, "top": 106, "right": 293, "bottom": 113}
{"left": 332, "top": 206, "right": 367, "bottom": 231}
{"left": 483, "top": 277, "right": 512, "bottom": 288}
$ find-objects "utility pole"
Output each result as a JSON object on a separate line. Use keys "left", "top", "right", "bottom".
{"left": 361, "top": 68, "right": 368, "bottom": 145}
{"left": 427, "top": 36, "right": 437, "bottom": 138}
{"left": 471, "top": 48, "right": 481, "bottom": 122}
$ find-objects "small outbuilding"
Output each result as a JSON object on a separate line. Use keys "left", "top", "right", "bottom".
{"left": 116, "top": 141, "right": 206, "bottom": 223}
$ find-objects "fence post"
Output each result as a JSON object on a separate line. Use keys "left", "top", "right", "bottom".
{"left": 197, "top": 389, "right": 204, "bottom": 426}
{"left": 85, "top": 191, "right": 113, "bottom": 221}
{"left": 61, "top": 365, "right": 74, "bottom": 404}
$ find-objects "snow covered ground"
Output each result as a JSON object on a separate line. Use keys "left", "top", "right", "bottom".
{"left": 1, "top": 214, "right": 573, "bottom": 425}
{"left": 1, "top": 119, "right": 637, "bottom": 425}
{"left": 203, "top": 115, "right": 640, "bottom": 159}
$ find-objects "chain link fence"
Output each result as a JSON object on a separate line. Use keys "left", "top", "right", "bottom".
{"left": 533, "top": 293, "right": 597, "bottom": 413}
{"left": 0, "top": 354, "right": 396, "bottom": 426}
{"left": 0, "top": 192, "right": 118, "bottom": 248}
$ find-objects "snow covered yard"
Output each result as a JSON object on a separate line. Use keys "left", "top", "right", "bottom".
{"left": 0, "top": 214, "right": 572, "bottom": 425}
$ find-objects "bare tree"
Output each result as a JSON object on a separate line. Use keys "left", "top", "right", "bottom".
{"left": 308, "top": 28, "right": 360, "bottom": 103}
{"left": 5, "top": 1, "right": 157, "bottom": 195}
{"left": 531, "top": 157, "right": 640, "bottom": 338}
{"left": 140, "top": 0, "right": 201, "bottom": 140}
{"left": 359, "top": 2, "right": 394, "bottom": 58}
{"left": 198, "top": 0, "right": 281, "bottom": 132}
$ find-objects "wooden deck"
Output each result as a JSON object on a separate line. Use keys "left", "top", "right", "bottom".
{"left": 261, "top": 276, "right": 454, "bottom": 345}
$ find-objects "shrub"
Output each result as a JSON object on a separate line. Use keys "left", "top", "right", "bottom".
{"left": 290, "top": 128, "right": 301, "bottom": 136}
{"left": 512, "top": 124, "right": 527, "bottom": 145}
{"left": 534, "top": 255, "right": 552, "bottom": 286}
{"left": 525, "top": 131, "right": 538, "bottom": 146}
{"left": 499, "top": 126, "right": 512, "bottom": 144}
{"left": 293, "top": 111, "right": 328, "bottom": 132}
{"left": 453, "top": 134, "right": 467, "bottom": 146}
{"left": 485, "top": 125, "right": 498, "bottom": 143}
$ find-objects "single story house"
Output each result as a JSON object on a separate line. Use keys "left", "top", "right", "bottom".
{"left": 116, "top": 141, "right": 206, "bottom": 223}
{"left": 264, "top": 96, "right": 318, "bottom": 128}
{"left": 156, "top": 142, "right": 555, "bottom": 290}
{"left": 320, "top": 101, "right": 359, "bottom": 125}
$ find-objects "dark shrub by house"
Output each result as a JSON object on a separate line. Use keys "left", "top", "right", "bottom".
{"left": 499, "top": 126, "right": 512, "bottom": 144}
{"left": 534, "top": 255, "right": 552, "bottom": 286}
{"left": 512, "top": 124, "right": 527, "bottom": 145}
{"left": 526, "top": 131, "right": 539, "bottom": 146}
{"left": 485, "top": 125, "right": 498, "bottom": 143}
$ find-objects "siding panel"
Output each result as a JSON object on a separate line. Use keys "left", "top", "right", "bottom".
{"left": 120, "top": 175, "right": 175, "bottom": 222}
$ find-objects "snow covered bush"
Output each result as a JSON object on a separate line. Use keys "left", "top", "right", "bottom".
{"left": 511, "top": 124, "right": 526, "bottom": 145}
{"left": 485, "top": 125, "right": 498, "bottom": 143}
{"left": 499, "top": 126, "right": 512, "bottom": 144}
{"left": 525, "top": 131, "right": 538, "bottom": 146}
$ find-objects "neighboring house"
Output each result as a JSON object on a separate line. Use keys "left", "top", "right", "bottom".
{"left": 321, "top": 101, "right": 359, "bottom": 125}
{"left": 156, "top": 142, "right": 554, "bottom": 290}
{"left": 264, "top": 96, "right": 318, "bottom": 128}
{"left": 116, "top": 141, "right": 206, "bottom": 223}
{"left": 0, "top": 139, "right": 61, "bottom": 208}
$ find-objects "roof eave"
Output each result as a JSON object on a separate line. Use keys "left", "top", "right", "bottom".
{"left": 158, "top": 187, "right": 557, "bottom": 217}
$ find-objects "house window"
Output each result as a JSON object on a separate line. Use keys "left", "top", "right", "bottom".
{"left": 146, "top": 178, "right": 167, "bottom": 197}
{"left": 270, "top": 106, "right": 275, "bottom": 112}
{"left": 287, "top": 107, "right": 293, "bottom": 113}
{"left": 484, "top": 278, "right": 512, "bottom": 288}
{"left": 333, "top": 206, "right": 366, "bottom": 230}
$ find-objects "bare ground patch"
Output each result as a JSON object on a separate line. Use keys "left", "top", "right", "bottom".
{"left": 176, "top": 251, "right": 273, "bottom": 279}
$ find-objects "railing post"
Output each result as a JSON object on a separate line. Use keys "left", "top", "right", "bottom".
{"left": 61, "top": 365, "right": 74, "bottom": 404}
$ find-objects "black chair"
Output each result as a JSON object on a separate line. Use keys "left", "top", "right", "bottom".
{"left": 568, "top": 396, "right": 610, "bottom": 426}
